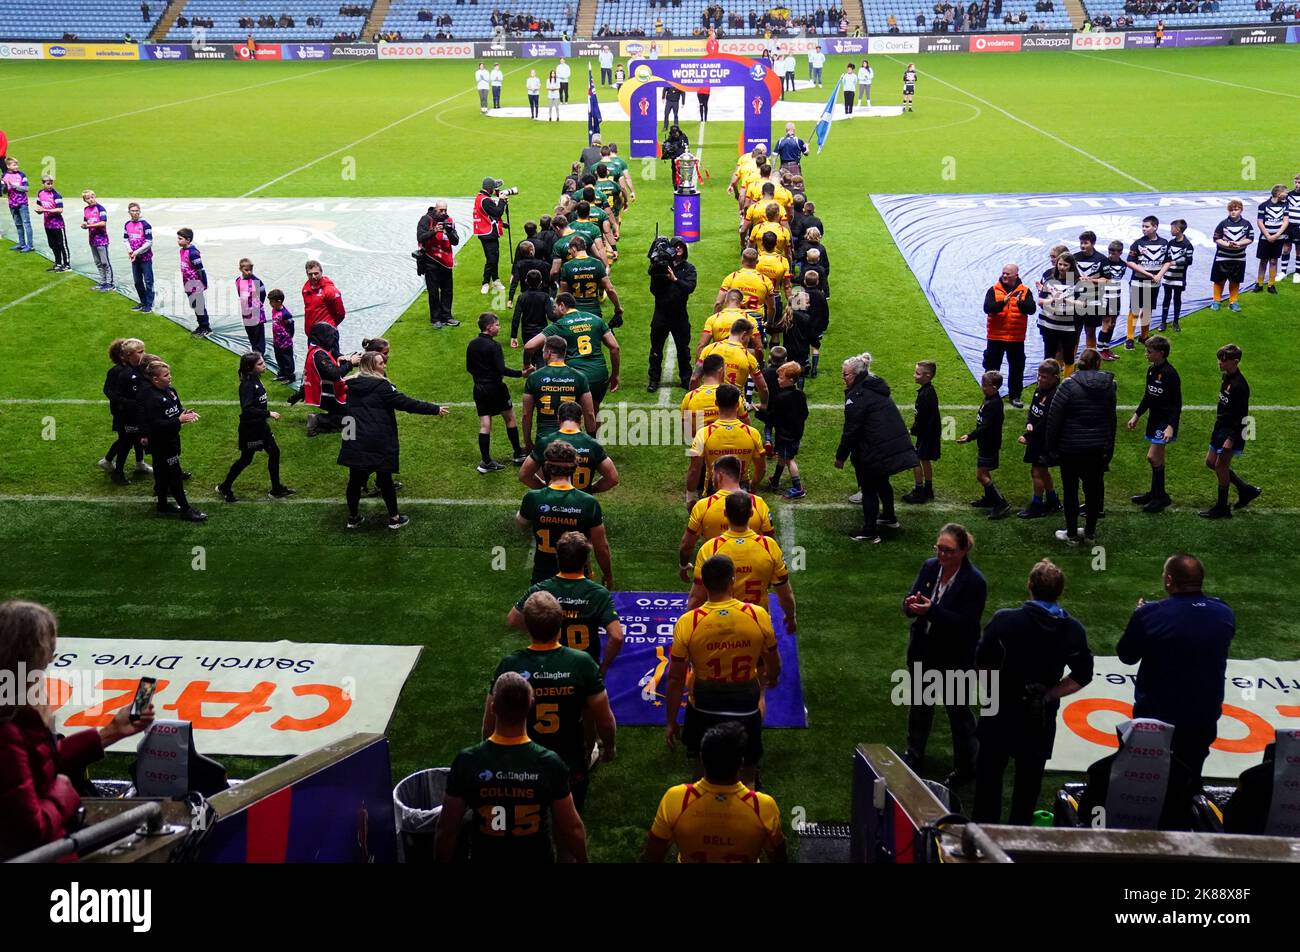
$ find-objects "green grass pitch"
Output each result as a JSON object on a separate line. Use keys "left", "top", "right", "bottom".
{"left": 1, "top": 46, "right": 1299, "bottom": 861}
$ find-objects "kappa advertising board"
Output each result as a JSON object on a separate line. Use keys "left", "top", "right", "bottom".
{"left": 282, "top": 43, "right": 331, "bottom": 59}
{"left": 331, "top": 43, "right": 377, "bottom": 57}
{"left": 971, "top": 33, "right": 1022, "bottom": 52}
{"left": 920, "top": 35, "right": 969, "bottom": 53}
{"left": 0, "top": 43, "right": 44, "bottom": 59}
{"left": 1232, "top": 26, "right": 1286, "bottom": 44}
{"left": 141, "top": 43, "right": 189, "bottom": 59}
{"left": 867, "top": 35, "right": 919, "bottom": 54}
{"left": 1020, "top": 31, "right": 1073, "bottom": 49}
{"left": 1071, "top": 31, "right": 1124, "bottom": 50}
{"left": 44, "top": 43, "right": 140, "bottom": 60}
{"left": 377, "top": 40, "right": 474, "bottom": 58}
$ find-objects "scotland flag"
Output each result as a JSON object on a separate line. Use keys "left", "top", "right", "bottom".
{"left": 587, "top": 64, "right": 602, "bottom": 139}
{"left": 814, "top": 76, "right": 843, "bottom": 154}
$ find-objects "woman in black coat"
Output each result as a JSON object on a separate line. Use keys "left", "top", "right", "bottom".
{"left": 1044, "top": 348, "right": 1116, "bottom": 543}
{"left": 901, "top": 522, "right": 987, "bottom": 786}
{"left": 834, "top": 353, "right": 919, "bottom": 543}
{"left": 339, "top": 351, "right": 447, "bottom": 530}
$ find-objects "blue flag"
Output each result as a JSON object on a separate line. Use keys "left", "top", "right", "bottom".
{"left": 814, "top": 76, "right": 843, "bottom": 154}
{"left": 587, "top": 65, "right": 602, "bottom": 138}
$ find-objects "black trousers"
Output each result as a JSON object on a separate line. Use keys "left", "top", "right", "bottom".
{"left": 1170, "top": 722, "right": 1216, "bottom": 787}
{"left": 906, "top": 678, "right": 978, "bottom": 774}
{"left": 698, "top": 95, "right": 709, "bottom": 121}
{"left": 854, "top": 465, "right": 895, "bottom": 531}
{"left": 973, "top": 733, "right": 1047, "bottom": 824}
{"left": 45, "top": 227, "right": 70, "bottom": 267}
{"left": 648, "top": 312, "right": 692, "bottom": 387}
{"left": 152, "top": 454, "right": 191, "bottom": 510}
{"left": 425, "top": 262, "right": 454, "bottom": 323}
{"left": 559, "top": 80, "right": 569, "bottom": 102}
{"left": 983, "top": 339, "right": 1026, "bottom": 401}
{"left": 1160, "top": 285, "right": 1183, "bottom": 321}
{"left": 347, "top": 468, "right": 397, "bottom": 518}
{"left": 222, "top": 433, "right": 281, "bottom": 490}
{"left": 844, "top": 90, "right": 855, "bottom": 114}
{"left": 479, "top": 234, "right": 500, "bottom": 284}
{"left": 600, "top": 67, "right": 612, "bottom": 85}
{"left": 1058, "top": 451, "right": 1105, "bottom": 537}
{"left": 663, "top": 100, "right": 680, "bottom": 128}
{"left": 107, "top": 429, "right": 145, "bottom": 472}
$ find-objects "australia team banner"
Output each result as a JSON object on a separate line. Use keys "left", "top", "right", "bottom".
{"left": 620, "top": 54, "right": 782, "bottom": 159}
{"left": 606, "top": 592, "right": 808, "bottom": 728}
{"left": 872, "top": 191, "right": 1273, "bottom": 388}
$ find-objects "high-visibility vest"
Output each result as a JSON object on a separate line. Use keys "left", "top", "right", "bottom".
{"left": 303, "top": 344, "right": 348, "bottom": 408}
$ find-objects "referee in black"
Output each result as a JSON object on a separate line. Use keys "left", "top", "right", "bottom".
{"left": 467, "top": 311, "right": 525, "bottom": 474}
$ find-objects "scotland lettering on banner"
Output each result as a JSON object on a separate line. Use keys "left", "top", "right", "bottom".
{"left": 474, "top": 42, "right": 519, "bottom": 58}
{"left": 141, "top": 43, "right": 190, "bottom": 59}
{"left": 1231, "top": 26, "right": 1285, "bottom": 44}
{"left": 523, "top": 40, "right": 568, "bottom": 57}
{"left": 1021, "top": 31, "right": 1073, "bottom": 49}
{"left": 1071, "top": 31, "right": 1124, "bottom": 50}
{"left": 0, "top": 42, "right": 44, "bottom": 59}
{"left": 1125, "top": 31, "right": 1158, "bottom": 48}
{"left": 867, "top": 35, "right": 919, "bottom": 54}
{"left": 330, "top": 43, "right": 377, "bottom": 57}
{"left": 1173, "top": 28, "right": 1231, "bottom": 47}
{"left": 971, "top": 34, "right": 1022, "bottom": 52}
{"left": 283, "top": 43, "right": 331, "bottom": 59}
{"left": 920, "top": 35, "right": 969, "bottom": 53}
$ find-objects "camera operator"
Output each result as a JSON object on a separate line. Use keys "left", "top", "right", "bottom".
{"left": 417, "top": 200, "right": 462, "bottom": 329}
{"left": 662, "top": 125, "right": 689, "bottom": 163}
{"left": 648, "top": 236, "right": 697, "bottom": 392}
{"left": 473, "top": 176, "right": 511, "bottom": 295}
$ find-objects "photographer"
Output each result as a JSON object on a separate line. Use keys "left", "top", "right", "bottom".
{"left": 417, "top": 200, "right": 461, "bottom": 329}
{"left": 662, "top": 125, "right": 689, "bottom": 163}
{"left": 473, "top": 176, "right": 511, "bottom": 295}
{"left": 647, "top": 236, "right": 696, "bottom": 392}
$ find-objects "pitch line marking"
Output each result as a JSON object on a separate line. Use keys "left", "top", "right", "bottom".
{"left": 0, "top": 274, "right": 76, "bottom": 313}
{"left": 10, "top": 64, "right": 354, "bottom": 143}
{"left": 0, "top": 64, "right": 169, "bottom": 93}
{"left": 1070, "top": 51, "right": 1300, "bottom": 102}
{"left": 241, "top": 63, "right": 532, "bottom": 197}
{"left": 882, "top": 55, "right": 1159, "bottom": 192}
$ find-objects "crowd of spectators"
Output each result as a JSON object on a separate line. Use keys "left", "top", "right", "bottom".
{"left": 598, "top": 4, "right": 852, "bottom": 38}
{"left": 176, "top": 15, "right": 216, "bottom": 28}
{"left": 491, "top": 8, "right": 557, "bottom": 33}
{"left": 1123, "top": 0, "right": 1222, "bottom": 14}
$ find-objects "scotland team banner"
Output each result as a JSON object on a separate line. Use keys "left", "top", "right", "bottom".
{"left": 606, "top": 592, "right": 808, "bottom": 728}
{"left": 872, "top": 191, "right": 1271, "bottom": 389}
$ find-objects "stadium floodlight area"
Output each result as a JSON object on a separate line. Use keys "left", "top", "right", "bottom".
{"left": 0, "top": 0, "right": 163, "bottom": 41}
{"left": 381, "top": 0, "right": 575, "bottom": 40}
{"left": 850, "top": 745, "right": 1300, "bottom": 864}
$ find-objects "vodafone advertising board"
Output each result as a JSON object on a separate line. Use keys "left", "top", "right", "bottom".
{"left": 971, "top": 34, "right": 1022, "bottom": 52}
{"left": 236, "top": 44, "right": 282, "bottom": 60}
{"left": 377, "top": 40, "right": 474, "bottom": 59}
{"left": 1072, "top": 31, "right": 1125, "bottom": 50}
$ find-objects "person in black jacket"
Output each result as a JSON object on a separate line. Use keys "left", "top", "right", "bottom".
{"left": 787, "top": 271, "right": 829, "bottom": 378}
{"left": 139, "top": 359, "right": 206, "bottom": 523}
{"left": 339, "top": 351, "right": 447, "bottom": 530}
{"left": 1200, "top": 343, "right": 1260, "bottom": 519}
{"left": 902, "top": 360, "right": 940, "bottom": 504}
{"left": 1016, "top": 358, "right": 1062, "bottom": 518}
{"left": 957, "top": 371, "right": 1011, "bottom": 519}
{"left": 662, "top": 125, "right": 689, "bottom": 162}
{"left": 1045, "top": 348, "right": 1116, "bottom": 543}
{"left": 511, "top": 269, "right": 551, "bottom": 370}
{"left": 1127, "top": 335, "right": 1182, "bottom": 513}
{"left": 215, "top": 353, "right": 295, "bottom": 503}
{"left": 759, "top": 361, "right": 809, "bottom": 498}
{"left": 507, "top": 240, "right": 551, "bottom": 304}
{"left": 647, "top": 237, "right": 697, "bottom": 392}
{"left": 417, "top": 200, "right": 461, "bottom": 328}
{"left": 835, "top": 353, "right": 919, "bottom": 543}
{"left": 98, "top": 338, "right": 151, "bottom": 486}
{"left": 303, "top": 323, "right": 361, "bottom": 436}
{"left": 467, "top": 312, "right": 525, "bottom": 474}
{"left": 901, "top": 523, "right": 987, "bottom": 786}
{"left": 973, "top": 558, "right": 1094, "bottom": 823}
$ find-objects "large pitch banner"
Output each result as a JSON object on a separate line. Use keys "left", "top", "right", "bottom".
{"left": 46, "top": 638, "right": 422, "bottom": 756}
{"left": 1047, "top": 657, "right": 1300, "bottom": 779}
{"left": 605, "top": 592, "right": 808, "bottom": 728}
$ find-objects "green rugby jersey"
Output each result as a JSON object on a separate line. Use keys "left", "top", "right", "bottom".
{"left": 446, "top": 735, "right": 571, "bottom": 863}
{"left": 493, "top": 644, "right": 604, "bottom": 774}
{"left": 558, "top": 257, "right": 608, "bottom": 318}
{"left": 524, "top": 362, "right": 590, "bottom": 435}
{"left": 544, "top": 310, "right": 609, "bottom": 385}
{"left": 529, "top": 427, "right": 609, "bottom": 492}
{"left": 519, "top": 484, "right": 603, "bottom": 583}
{"left": 515, "top": 572, "right": 619, "bottom": 663}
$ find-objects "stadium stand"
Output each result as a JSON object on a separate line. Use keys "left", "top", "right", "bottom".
{"left": 863, "top": 0, "right": 1072, "bottom": 33}
{"left": 163, "top": 1, "right": 375, "bottom": 41}
{"left": 592, "top": 0, "right": 861, "bottom": 37}
{"left": 1080, "top": 0, "right": 1291, "bottom": 28}
{"left": 380, "top": 1, "right": 575, "bottom": 40}
{"left": 0, "top": 0, "right": 165, "bottom": 41}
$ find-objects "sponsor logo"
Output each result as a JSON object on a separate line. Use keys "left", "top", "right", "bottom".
{"left": 1172, "top": 28, "right": 1230, "bottom": 47}
{"left": 285, "top": 44, "right": 330, "bottom": 60}
{"left": 867, "top": 36, "right": 919, "bottom": 54}
{"left": 525, "top": 42, "right": 566, "bottom": 57}
{"left": 236, "top": 44, "right": 282, "bottom": 60}
{"left": 192, "top": 45, "right": 231, "bottom": 59}
{"left": 477, "top": 769, "right": 494, "bottom": 781}
{"left": 572, "top": 41, "right": 606, "bottom": 57}
{"left": 144, "top": 43, "right": 189, "bottom": 60}
{"left": 47, "top": 45, "right": 68, "bottom": 57}
{"left": 1071, "top": 32, "right": 1124, "bottom": 50}
{"left": 332, "top": 44, "right": 379, "bottom": 57}
{"left": 474, "top": 42, "right": 519, "bottom": 58}
{"left": 378, "top": 42, "right": 474, "bottom": 58}
{"left": 621, "top": 41, "right": 646, "bottom": 56}
{"left": 920, "top": 35, "right": 968, "bottom": 53}
{"left": 1021, "top": 32, "right": 1072, "bottom": 49}
{"left": 749, "top": 63, "right": 767, "bottom": 81}
{"left": 972, "top": 35, "right": 1022, "bottom": 53}
{"left": 1124, "top": 31, "right": 1158, "bottom": 48}
{"left": 1233, "top": 28, "right": 1283, "bottom": 45}
{"left": 0, "top": 43, "right": 43, "bottom": 59}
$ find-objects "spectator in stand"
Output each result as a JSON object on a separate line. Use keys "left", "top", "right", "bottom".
{"left": 0, "top": 600, "right": 155, "bottom": 862}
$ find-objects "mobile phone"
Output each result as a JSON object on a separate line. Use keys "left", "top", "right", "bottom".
{"left": 129, "top": 677, "right": 157, "bottom": 722}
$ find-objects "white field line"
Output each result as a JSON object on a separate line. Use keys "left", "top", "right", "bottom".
{"left": 10, "top": 64, "right": 354, "bottom": 143}
{"left": 658, "top": 349, "right": 677, "bottom": 407}
{"left": 882, "top": 55, "right": 1159, "bottom": 192}
{"left": 0, "top": 275, "right": 76, "bottom": 313}
{"left": 2, "top": 494, "right": 1298, "bottom": 516}
{"left": 240, "top": 62, "right": 532, "bottom": 197}
{"left": 5, "top": 398, "right": 1299, "bottom": 413}
{"left": 0, "top": 64, "right": 169, "bottom": 94}
{"left": 777, "top": 502, "right": 797, "bottom": 554}
{"left": 1070, "top": 50, "right": 1300, "bottom": 102}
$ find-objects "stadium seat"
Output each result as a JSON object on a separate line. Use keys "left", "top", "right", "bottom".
{"left": 381, "top": 0, "right": 574, "bottom": 40}
{"left": 0, "top": 0, "right": 163, "bottom": 41}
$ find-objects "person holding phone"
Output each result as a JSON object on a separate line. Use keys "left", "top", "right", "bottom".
{"left": 0, "top": 600, "right": 155, "bottom": 861}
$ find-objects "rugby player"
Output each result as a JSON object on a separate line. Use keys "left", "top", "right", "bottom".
{"left": 517, "top": 440, "right": 612, "bottom": 587}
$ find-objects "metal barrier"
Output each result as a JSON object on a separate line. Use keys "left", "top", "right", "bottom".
{"left": 8, "top": 801, "right": 166, "bottom": 864}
